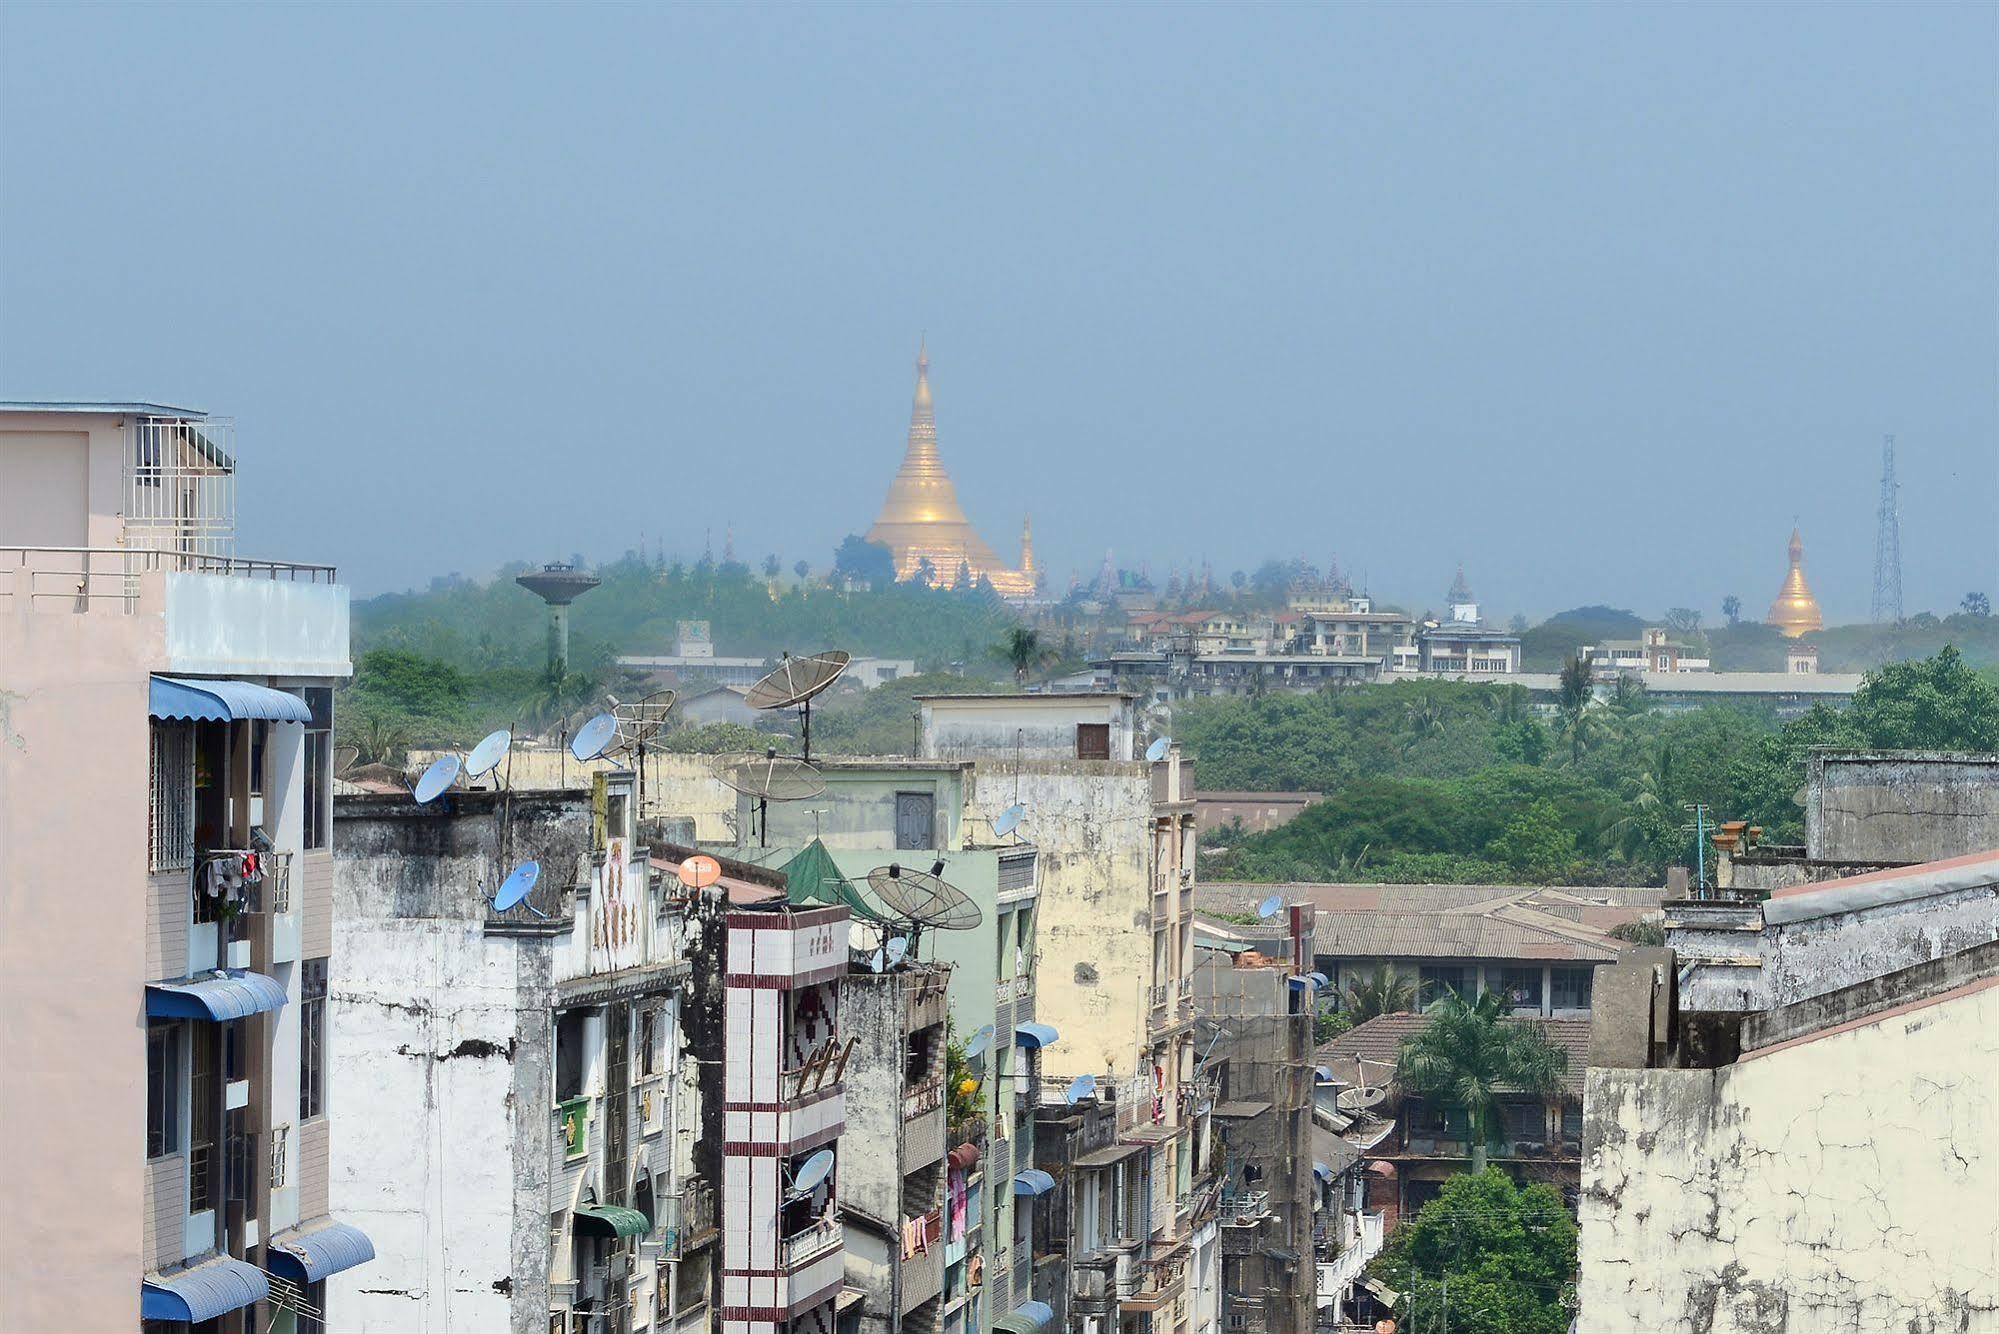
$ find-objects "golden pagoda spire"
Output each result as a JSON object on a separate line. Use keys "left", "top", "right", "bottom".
{"left": 1020, "top": 515, "right": 1035, "bottom": 576}
{"left": 1766, "top": 526, "right": 1824, "bottom": 637}
{"left": 865, "top": 340, "right": 1034, "bottom": 599}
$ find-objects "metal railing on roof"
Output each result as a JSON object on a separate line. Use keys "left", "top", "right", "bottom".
{"left": 0, "top": 545, "right": 337, "bottom": 612}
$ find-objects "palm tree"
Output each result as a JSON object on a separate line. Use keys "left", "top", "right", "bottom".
{"left": 1606, "top": 740, "right": 1674, "bottom": 859}
{"left": 1395, "top": 990, "right": 1567, "bottom": 1172}
{"left": 999, "top": 627, "right": 1050, "bottom": 683}
{"left": 1555, "top": 651, "right": 1596, "bottom": 764}
{"left": 1344, "top": 965, "right": 1418, "bottom": 1023}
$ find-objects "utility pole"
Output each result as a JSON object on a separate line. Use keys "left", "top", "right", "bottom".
{"left": 1684, "top": 803, "right": 1711, "bottom": 897}
{"left": 1872, "top": 434, "right": 1904, "bottom": 625}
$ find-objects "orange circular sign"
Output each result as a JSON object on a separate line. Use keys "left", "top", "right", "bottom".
{"left": 677, "top": 854, "right": 722, "bottom": 890}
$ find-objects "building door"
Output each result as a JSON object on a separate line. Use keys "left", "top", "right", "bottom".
{"left": 895, "top": 792, "right": 935, "bottom": 850}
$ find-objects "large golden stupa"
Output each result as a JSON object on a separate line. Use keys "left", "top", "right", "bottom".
{"left": 1766, "top": 527, "right": 1825, "bottom": 637}
{"left": 866, "top": 343, "right": 1036, "bottom": 599}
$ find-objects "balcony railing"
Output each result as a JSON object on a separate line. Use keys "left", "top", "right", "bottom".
{"left": 905, "top": 1081, "right": 944, "bottom": 1121}
{"left": 996, "top": 974, "right": 1030, "bottom": 1003}
{"left": 1218, "top": 1191, "right": 1270, "bottom": 1225}
{"left": 779, "top": 1216, "right": 841, "bottom": 1269}
{"left": 0, "top": 545, "right": 338, "bottom": 613}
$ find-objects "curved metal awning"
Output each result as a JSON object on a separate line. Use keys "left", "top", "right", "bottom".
{"left": 150, "top": 676, "right": 312, "bottom": 724}
{"left": 1012, "top": 1169, "right": 1056, "bottom": 1198}
{"left": 574, "top": 1204, "right": 652, "bottom": 1240}
{"left": 1312, "top": 1162, "right": 1333, "bottom": 1183}
{"left": 142, "top": 1255, "right": 269, "bottom": 1322}
{"left": 267, "top": 1220, "right": 376, "bottom": 1284}
{"left": 995, "top": 1300, "right": 1056, "bottom": 1333}
{"left": 146, "top": 970, "right": 287, "bottom": 1022}
{"left": 1013, "top": 1022, "right": 1059, "bottom": 1050}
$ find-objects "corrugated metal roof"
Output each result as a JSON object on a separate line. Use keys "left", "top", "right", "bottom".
{"left": 146, "top": 970, "right": 288, "bottom": 1021}
{"left": 150, "top": 676, "right": 313, "bottom": 724}
{"left": 141, "top": 1255, "right": 269, "bottom": 1321}
{"left": 267, "top": 1220, "right": 376, "bottom": 1283}
{"left": 573, "top": 1204, "right": 652, "bottom": 1240}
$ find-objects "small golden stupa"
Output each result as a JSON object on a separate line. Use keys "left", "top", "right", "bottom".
{"left": 865, "top": 342, "right": 1035, "bottom": 599}
{"left": 1766, "top": 527, "right": 1824, "bottom": 637}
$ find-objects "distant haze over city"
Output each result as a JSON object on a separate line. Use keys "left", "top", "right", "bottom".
{"left": 3, "top": 4, "right": 1993, "bottom": 617}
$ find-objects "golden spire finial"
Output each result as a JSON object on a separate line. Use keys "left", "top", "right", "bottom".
{"left": 1767, "top": 526, "right": 1823, "bottom": 637}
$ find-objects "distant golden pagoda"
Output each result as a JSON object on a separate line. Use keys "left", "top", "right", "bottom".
{"left": 866, "top": 342, "right": 1036, "bottom": 600}
{"left": 1766, "top": 527, "right": 1824, "bottom": 637}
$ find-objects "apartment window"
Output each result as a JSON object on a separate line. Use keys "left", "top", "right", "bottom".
{"left": 1075, "top": 723, "right": 1110, "bottom": 760}
{"left": 302, "top": 688, "right": 333, "bottom": 850}
{"left": 1499, "top": 966, "right": 1543, "bottom": 1012}
{"left": 147, "top": 1024, "right": 180, "bottom": 1158}
{"left": 300, "top": 958, "right": 328, "bottom": 1120}
{"left": 150, "top": 724, "right": 195, "bottom": 872}
{"left": 1419, "top": 965, "right": 1476, "bottom": 1005}
{"left": 1551, "top": 966, "right": 1594, "bottom": 1011}
{"left": 639, "top": 1007, "right": 662, "bottom": 1077}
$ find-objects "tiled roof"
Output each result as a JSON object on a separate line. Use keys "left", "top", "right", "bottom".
{"left": 1317, "top": 1013, "right": 1593, "bottom": 1097}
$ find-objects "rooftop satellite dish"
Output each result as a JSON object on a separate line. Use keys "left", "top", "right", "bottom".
{"left": 465, "top": 729, "right": 512, "bottom": 780}
{"left": 744, "top": 651, "right": 850, "bottom": 760}
{"left": 1064, "top": 1073, "right": 1097, "bottom": 1104}
{"left": 412, "top": 754, "right": 461, "bottom": 804}
{"left": 570, "top": 713, "right": 617, "bottom": 763}
{"left": 1337, "top": 1085, "right": 1388, "bottom": 1114}
{"left": 991, "top": 803, "right": 1026, "bottom": 839}
{"left": 964, "top": 1024, "right": 995, "bottom": 1060}
{"left": 1145, "top": 736, "right": 1172, "bottom": 763}
{"left": 677, "top": 854, "right": 722, "bottom": 890}
{"left": 884, "top": 936, "right": 909, "bottom": 968}
{"left": 1256, "top": 894, "right": 1284, "bottom": 920}
{"left": 788, "top": 1147, "right": 836, "bottom": 1198}
{"left": 719, "top": 751, "right": 828, "bottom": 847}
{"left": 866, "top": 863, "right": 983, "bottom": 932}
{"left": 332, "top": 744, "right": 362, "bottom": 777}
{"left": 492, "top": 861, "right": 544, "bottom": 915}
{"left": 868, "top": 947, "right": 885, "bottom": 972}
{"left": 613, "top": 689, "right": 677, "bottom": 751}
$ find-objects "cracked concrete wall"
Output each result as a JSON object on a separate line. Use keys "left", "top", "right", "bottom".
{"left": 329, "top": 795, "right": 583, "bottom": 1333}
{"left": 966, "top": 761, "right": 1154, "bottom": 1080}
{"left": 1808, "top": 752, "right": 1999, "bottom": 864}
{"left": 1579, "top": 982, "right": 1999, "bottom": 1333}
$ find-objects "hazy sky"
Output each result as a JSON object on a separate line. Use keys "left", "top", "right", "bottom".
{"left": 3, "top": 3, "right": 1993, "bottom": 621}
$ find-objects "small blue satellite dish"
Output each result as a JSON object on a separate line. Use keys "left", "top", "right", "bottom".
{"left": 1257, "top": 894, "right": 1284, "bottom": 920}
{"left": 964, "top": 1024, "right": 995, "bottom": 1060}
{"left": 1145, "top": 735, "right": 1172, "bottom": 763}
{"left": 1308, "top": 971, "right": 1329, "bottom": 988}
{"left": 413, "top": 754, "right": 461, "bottom": 804}
{"left": 1064, "top": 1073, "right": 1097, "bottom": 1104}
{"left": 570, "top": 712, "right": 617, "bottom": 762}
{"left": 790, "top": 1147, "right": 836, "bottom": 1197}
{"left": 493, "top": 861, "right": 541, "bottom": 912}
{"left": 465, "top": 729, "right": 512, "bottom": 779}
{"left": 992, "top": 803, "right": 1027, "bottom": 838}
{"left": 868, "top": 948, "right": 885, "bottom": 972}
{"left": 1288, "top": 974, "right": 1313, "bottom": 991}
{"left": 884, "top": 937, "right": 909, "bottom": 967}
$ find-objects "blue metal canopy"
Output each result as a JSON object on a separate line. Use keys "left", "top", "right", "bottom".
{"left": 1013, "top": 1022, "right": 1059, "bottom": 1050}
{"left": 1012, "top": 1169, "right": 1056, "bottom": 1197}
{"left": 267, "top": 1220, "right": 377, "bottom": 1284}
{"left": 1313, "top": 1162, "right": 1333, "bottom": 1183}
{"left": 146, "top": 970, "right": 288, "bottom": 1022}
{"left": 142, "top": 1255, "right": 269, "bottom": 1321}
{"left": 1011, "top": 1301, "right": 1056, "bottom": 1329}
{"left": 150, "top": 676, "right": 312, "bottom": 724}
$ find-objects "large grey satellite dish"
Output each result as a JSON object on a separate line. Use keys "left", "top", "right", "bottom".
{"left": 718, "top": 750, "right": 826, "bottom": 847}
{"left": 744, "top": 651, "right": 850, "bottom": 760}
{"left": 866, "top": 863, "right": 983, "bottom": 931}
{"left": 1336, "top": 1085, "right": 1388, "bottom": 1114}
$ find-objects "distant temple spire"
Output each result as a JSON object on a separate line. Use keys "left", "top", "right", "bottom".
{"left": 1767, "top": 527, "right": 1824, "bottom": 637}
{"left": 1019, "top": 515, "right": 1035, "bottom": 577}
{"left": 1447, "top": 563, "right": 1473, "bottom": 605}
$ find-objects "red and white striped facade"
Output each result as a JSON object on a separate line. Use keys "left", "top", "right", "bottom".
{"left": 722, "top": 904, "right": 850, "bottom": 1334}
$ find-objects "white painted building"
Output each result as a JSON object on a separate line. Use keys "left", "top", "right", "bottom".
{"left": 332, "top": 769, "right": 703, "bottom": 1334}
{"left": 0, "top": 403, "right": 364, "bottom": 1333}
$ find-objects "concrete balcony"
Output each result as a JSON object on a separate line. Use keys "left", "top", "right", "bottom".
{"left": 779, "top": 1217, "right": 842, "bottom": 1271}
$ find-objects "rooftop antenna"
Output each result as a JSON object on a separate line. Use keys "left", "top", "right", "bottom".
{"left": 1872, "top": 434, "right": 1904, "bottom": 626}
{"left": 718, "top": 749, "right": 827, "bottom": 847}
{"left": 514, "top": 562, "right": 601, "bottom": 678}
{"left": 865, "top": 859, "right": 983, "bottom": 959}
{"left": 744, "top": 651, "right": 850, "bottom": 762}
{"left": 611, "top": 689, "right": 677, "bottom": 814}
{"left": 1682, "top": 803, "right": 1711, "bottom": 898}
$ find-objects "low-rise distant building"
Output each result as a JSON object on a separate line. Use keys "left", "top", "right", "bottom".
{"left": 1320, "top": 1013, "right": 1592, "bottom": 1222}
{"left": 918, "top": 692, "right": 1140, "bottom": 763}
{"left": 1194, "top": 792, "right": 1322, "bottom": 838}
{"left": 1584, "top": 627, "right": 1710, "bottom": 674}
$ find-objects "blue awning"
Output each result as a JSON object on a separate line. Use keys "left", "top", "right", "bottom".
{"left": 267, "top": 1220, "right": 376, "bottom": 1284}
{"left": 146, "top": 970, "right": 287, "bottom": 1021}
{"left": 142, "top": 1255, "right": 270, "bottom": 1321}
{"left": 1313, "top": 1162, "right": 1333, "bottom": 1183}
{"left": 1012, "top": 1169, "right": 1056, "bottom": 1197}
{"left": 150, "top": 676, "right": 312, "bottom": 723}
{"left": 1014, "top": 1022, "right": 1059, "bottom": 1050}
{"left": 1009, "top": 1301, "right": 1056, "bottom": 1330}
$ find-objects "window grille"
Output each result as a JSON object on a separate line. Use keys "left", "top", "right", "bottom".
{"left": 150, "top": 725, "right": 194, "bottom": 872}
{"left": 300, "top": 959, "right": 328, "bottom": 1120}
{"left": 269, "top": 1123, "right": 291, "bottom": 1189}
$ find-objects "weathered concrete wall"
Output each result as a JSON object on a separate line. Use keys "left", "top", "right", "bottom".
{"left": 922, "top": 695, "right": 1138, "bottom": 763}
{"left": 1807, "top": 751, "right": 1999, "bottom": 863}
{"left": 840, "top": 971, "right": 906, "bottom": 1331}
{"left": 1578, "top": 981, "right": 1999, "bottom": 1333}
{"left": 966, "top": 761, "right": 1154, "bottom": 1080}
{"left": 330, "top": 793, "right": 584, "bottom": 1333}
{"left": 408, "top": 749, "right": 738, "bottom": 843}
